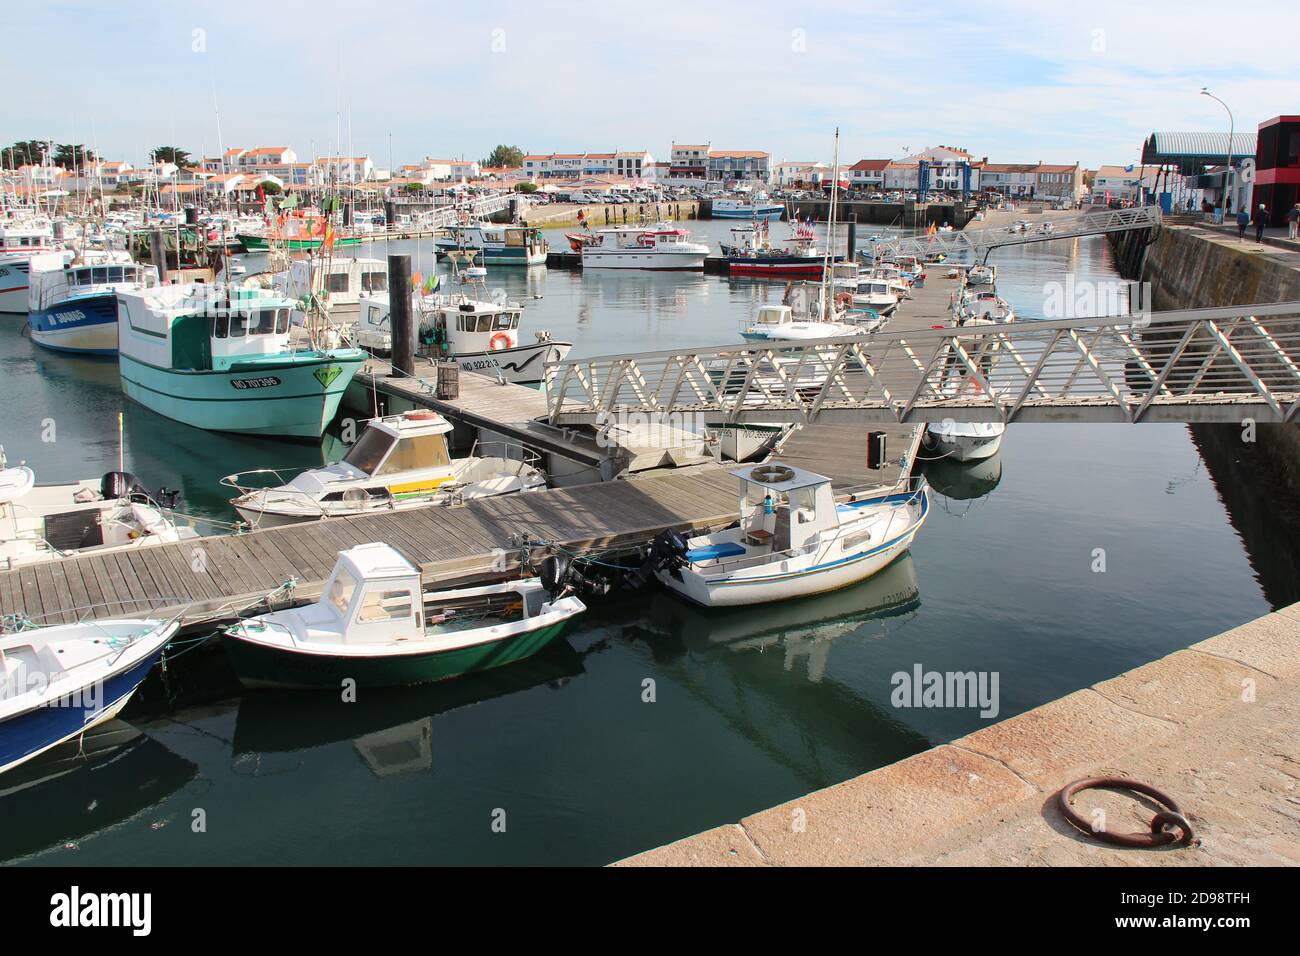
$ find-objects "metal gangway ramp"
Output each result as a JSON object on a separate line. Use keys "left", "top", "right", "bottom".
{"left": 544, "top": 301, "right": 1300, "bottom": 425}
{"left": 874, "top": 206, "right": 1161, "bottom": 260}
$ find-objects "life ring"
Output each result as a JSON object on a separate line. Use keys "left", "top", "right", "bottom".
{"left": 638, "top": 233, "right": 656, "bottom": 247}
{"left": 749, "top": 464, "right": 795, "bottom": 484}
{"left": 835, "top": 292, "right": 853, "bottom": 308}
{"left": 489, "top": 332, "right": 511, "bottom": 351}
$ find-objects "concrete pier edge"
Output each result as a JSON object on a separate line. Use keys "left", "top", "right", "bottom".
{"left": 614, "top": 602, "right": 1300, "bottom": 866}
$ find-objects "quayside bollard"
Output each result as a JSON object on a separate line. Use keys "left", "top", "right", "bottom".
{"left": 387, "top": 253, "right": 414, "bottom": 379}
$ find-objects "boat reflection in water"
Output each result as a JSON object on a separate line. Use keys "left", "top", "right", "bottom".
{"left": 231, "top": 640, "right": 586, "bottom": 776}
{"left": 0, "top": 720, "right": 197, "bottom": 861}
{"left": 644, "top": 553, "right": 920, "bottom": 682}
{"left": 923, "top": 450, "right": 1003, "bottom": 504}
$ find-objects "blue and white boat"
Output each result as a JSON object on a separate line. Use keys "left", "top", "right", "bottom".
{"left": 0, "top": 616, "right": 179, "bottom": 775}
{"left": 654, "top": 464, "right": 929, "bottom": 607}
{"left": 433, "top": 222, "right": 547, "bottom": 265}
{"left": 115, "top": 284, "right": 367, "bottom": 440}
{"left": 27, "top": 252, "right": 156, "bottom": 355}
{"left": 711, "top": 195, "right": 785, "bottom": 220}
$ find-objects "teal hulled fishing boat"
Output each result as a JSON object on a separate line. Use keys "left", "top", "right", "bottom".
{"left": 115, "top": 285, "right": 365, "bottom": 439}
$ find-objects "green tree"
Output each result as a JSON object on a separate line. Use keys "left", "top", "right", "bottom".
{"left": 513, "top": 181, "right": 538, "bottom": 193}
{"left": 404, "top": 182, "right": 425, "bottom": 192}
{"left": 2, "top": 140, "right": 47, "bottom": 168}
{"left": 151, "top": 146, "right": 192, "bottom": 166}
{"left": 52, "top": 144, "right": 96, "bottom": 169}
{"left": 481, "top": 145, "right": 525, "bottom": 168}
{"left": 259, "top": 179, "right": 283, "bottom": 195}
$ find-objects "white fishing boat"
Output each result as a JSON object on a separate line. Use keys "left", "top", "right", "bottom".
{"left": 569, "top": 223, "right": 709, "bottom": 270}
{"left": 852, "top": 277, "right": 900, "bottom": 314}
{"left": 0, "top": 449, "right": 199, "bottom": 571}
{"left": 740, "top": 304, "right": 866, "bottom": 341}
{"left": 223, "top": 410, "right": 546, "bottom": 527}
{"left": 653, "top": 464, "right": 929, "bottom": 607}
{"left": 27, "top": 251, "right": 156, "bottom": 355}
{"left": 966, "top": 264, "right": 996, "bottom": 286}
{"left": 924, "top": 421, "right": 1006, "bottom": 461}
{"left": 353, "top": 286, "right": 571, "bottom": 386}
{"left": 221, "top": 542, "right": 586, "bottom": 689}
{"left": 0, "top": 218, "right": 60, "bottom": 313}
{"left": 261, "top": 256, "right": 389, "bottom": 320}
{"left": 957, "top": 289, "right": 1015, "bottom": 324}
{"left": 1, "top": 615, "right": 180, "bottom": 774}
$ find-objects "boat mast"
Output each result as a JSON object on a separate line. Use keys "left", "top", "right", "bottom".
{"left": 821, "top": 128, "right": 840, "bottom": 321}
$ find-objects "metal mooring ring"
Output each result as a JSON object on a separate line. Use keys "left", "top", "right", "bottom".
{"left": 1057, "top": 777, "right": 1195, "bottom": 848}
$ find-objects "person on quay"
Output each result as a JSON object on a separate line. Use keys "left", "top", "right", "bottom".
{"left": 1287, "top": 203, "right": 1300, "bottom": 241}
{"left": 1255, "top": 204, "right": 1269, "bottom": 243}
{"left": 1236, "top": 207, "right": 1250, "bottom": 241}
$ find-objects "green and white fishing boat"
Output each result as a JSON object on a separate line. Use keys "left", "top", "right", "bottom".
{"left": 115, "top": 284, "right": 366, "bottom": 440}
{"left": 222, "top": 543, "right": 587, "bottom": 689}
{"left": 236, "top": 233, "right": 366, "bottom": 252}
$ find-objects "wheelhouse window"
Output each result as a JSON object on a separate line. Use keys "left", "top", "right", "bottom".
{"left": 357, "top": 588, "right": 413, "bottom": 623}
{"left": 213, "top": 314, "right": 230, "bottom": 338}
{"left": 328, "top": 569, "right": 358, "bottom": 615}
{"left": 326, "top": 273, "right": 349, "bottom": 293}
{"left": 343, "top": 427, "right": 397, "bottom": 474}
{"left": 376, "top": 434, "right": 450, "bottom": 475}
{"left": 361, "top": 271, "right": 387, "bottom": 292}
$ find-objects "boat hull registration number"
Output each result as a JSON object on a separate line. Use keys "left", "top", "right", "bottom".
{"left": 231, "top": 376, "right": 282, "bottom": 390}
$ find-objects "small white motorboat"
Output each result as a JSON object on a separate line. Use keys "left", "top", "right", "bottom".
{"left": 224, "top": 410, "right": 546, "bottom": 527}
{"left": 740, "top": 304, "right": 866, "bottom": 342}
{"left": 966, "top": 264, "right": 996, "bottom": 286}
{"left": 924, "top": 421, "right": 1006, "bottom": 461}
{"left": 1, "top": 448, "right": 198, "bottom": 571}
{"left": 222, "top": 542, "right": 587, "bottom": 689}
{"left": 0, "top": 616, "right": 179, "bottom": 775}
{"left": 653, "top": 464, "right": 929, "bottom": 607}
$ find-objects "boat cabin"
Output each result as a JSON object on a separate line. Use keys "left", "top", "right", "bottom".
{"left": 276, "top": 257, "right": 388, "bottom": 304}
{"left": 117, "top": 285, "right": 299, "bottom": 372}
{"left": 341, "top": 412, "right": 453, "bottom": 479}
{"left": 30, "top": 257, "right": 156, "bottom": 310}
{"left": 733, "top": 464, "right": 838, "bottom": 554}
{"left": 747, "top": 305, "right": 794, "bottom": 330}
{"left": 318, "top": 543, "right": 424, "bottom": 643}
{"left": 594, "top": 226, "right": 695, "bottom": 250}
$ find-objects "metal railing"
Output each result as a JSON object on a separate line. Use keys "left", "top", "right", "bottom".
{"left": 543, "top": 301, "right": 1300, "bottom": 425}
{"left": 872, "top": 205, "right": 1162, "bottom": 259}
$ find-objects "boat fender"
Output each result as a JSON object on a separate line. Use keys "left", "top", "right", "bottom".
{"left": 489, "top": 332, "right": 511, "bottom": 351}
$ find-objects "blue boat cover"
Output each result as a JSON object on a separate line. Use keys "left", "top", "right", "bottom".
{"left": 686, "top": 542, "right": 747, "bottom": 561}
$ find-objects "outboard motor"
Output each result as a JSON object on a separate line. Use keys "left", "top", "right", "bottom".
{"left": 625, "top": 528, "right": 689, "bottom": 590}
{"left": 539, "top": 554, "right": 571, "bottom": 599}
{"left": 99, "top": 471, "right": 181, "bottom": 510}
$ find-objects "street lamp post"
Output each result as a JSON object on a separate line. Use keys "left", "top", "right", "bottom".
{"left": 1201, "top": 87, "right": 1234, "bottom": 214}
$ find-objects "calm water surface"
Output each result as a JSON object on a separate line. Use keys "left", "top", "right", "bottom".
{"left": 0, "top": 230, "right": 1290, "bottom": 865}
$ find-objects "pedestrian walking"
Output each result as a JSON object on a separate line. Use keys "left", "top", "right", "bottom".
{"left": 1237, "top": 208, "right": 1250, "bottom": 240}
{"left": 1287, "top": 203, "right": 1300, "bottom": 241}
{"left": 1255, "top": 203, "right": 1269, "bottom": 243}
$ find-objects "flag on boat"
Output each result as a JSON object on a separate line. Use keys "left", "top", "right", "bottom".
{"left": 423, "top": 274, "right": 440, "bottom": 294}
{"left": 411, "top": 271, "right": 423, "bottom": 290}
{"left": 323, "top": 222, "right": 335, "bottom": 250}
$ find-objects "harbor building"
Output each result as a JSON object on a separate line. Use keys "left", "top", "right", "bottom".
{"left": 1251, "top": 115, "right": 1300, "bottom": 227}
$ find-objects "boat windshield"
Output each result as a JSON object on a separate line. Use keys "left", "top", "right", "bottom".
{"left": 375, "top": 435, "right": 450, "bottom": 476}
{"left": 342, "top": 427, "right": 397, "bottom": 475}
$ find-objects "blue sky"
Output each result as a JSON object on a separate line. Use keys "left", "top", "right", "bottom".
{"left": 6, "top": 0, "right": 1298, "bottom": 169}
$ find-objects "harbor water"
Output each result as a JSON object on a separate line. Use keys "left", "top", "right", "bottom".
{"left": 1, "top": 229, "right": 1293, "bottom": 865}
